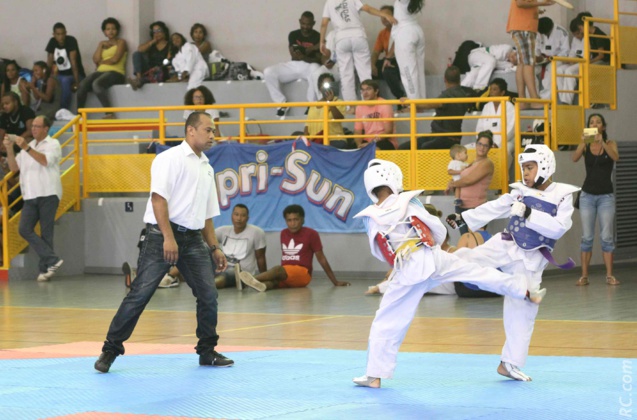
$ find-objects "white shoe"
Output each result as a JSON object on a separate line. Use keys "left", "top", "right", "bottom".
{"left": 239, "top": 271, "right": 266, "bottom": 292}
{"left": 353, "top": 375, "right": 381, "bottom": 388}
{"left": 158, "top": 274, "right": 179, "bottom": 288}
{"left": 43, "top": 259, "right": 64, "bottom": 280}
{"left": 234, "top": 264, "right": 243, "bottom": 290}
{"left": 37, "top": 273, "right": 50, "bottom": 282}
{"left": 498, "top": 361, "right": 532, "bottom": 381}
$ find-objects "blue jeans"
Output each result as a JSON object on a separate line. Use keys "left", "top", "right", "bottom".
{"left": 56, "top": 74, "right": 82, "bottom": 111}
{"left": 19, "top": 195, "right": 61, "bottom": 273}
{"left": 579, "top": 191, "right": 615, "bottom": 253}
{"left": 102, "top": 224, "right": 220, "bottom": 355}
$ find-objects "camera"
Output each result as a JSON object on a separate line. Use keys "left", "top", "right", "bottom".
{"left": 583, "top": 127, "right": 598, "bottom": 143}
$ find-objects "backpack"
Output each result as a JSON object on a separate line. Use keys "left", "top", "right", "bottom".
{"left": 452, "top": 40, "right": 481, "bottom": 74}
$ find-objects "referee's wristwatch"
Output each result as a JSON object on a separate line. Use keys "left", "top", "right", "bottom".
{"left": 210, "top": 245, "right": 219, "bottom": 253}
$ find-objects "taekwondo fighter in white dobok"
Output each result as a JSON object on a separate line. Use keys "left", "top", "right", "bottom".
{"left": 447, "top": 144, "right": 579, "bottom": 382}
{"left": 352, "top": 159, "right": 547, "bottom": 389}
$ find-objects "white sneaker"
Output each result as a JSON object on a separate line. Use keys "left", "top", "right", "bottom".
{"left": 43, "top": 259, "right": 64, "bottom": 280}
{"left": 498, "top": 361, "right": 532, "bottom": 381}
{"left": 353, "top": 375, "right": 381, "bottom": 388}
{"left": 239, "top": 271, "right": 266, "bottom": 292}
{"left": 36, "top": 273, "right": 50, "bottom": 282}
{"left": 158, "top": 274, "right": 179, "bottom": 288}
{"left": 234, "top": 264, "right": 243, "bottom": 291}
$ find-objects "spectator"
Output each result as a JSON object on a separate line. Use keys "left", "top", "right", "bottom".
{"left": 214, "top": 204, "right": 267, "bottom": 290}
{"left": 391, "top": 0, "right": 426, "bottom": 99}
{"left": 77, "top": 17, "right": 128, "bottom": 119}
{"left": 27, "top": 61, "right": 59, "bottom": 120}
{"left": 535, "top": 17, "right": 570, "bottom": 102}
{"left": 447, "top": 144, "right": 469, "bottom": 205}
{"left": 561, "top": 17, "right": 586, "bottom": 105}
{"left": 304, "top": 73, "right": 350, "bottom": 148}
{"left": 3, "top": 116, "right": 63, "bottom": 281}
{"left": 309, "top": 31, "right": 341, "bottom": 105}
{"left": 573, "top": 12, "right": 611, "bottom": 65}
{"left": 168, "top": 33, "right": 210, "bottom": 91}
{"left": 354, "top": 79, "right": 397, "bottom": 150}
{"left": 237, "top": 204, "right": 350, "bottom": 292}
{"left": 320, "top": 0, "right": 396, "bottom": 102}
{"left": 448, "top": 131, "right": 495, "bottom": 235}
{"left": 0, "top": 92, "right": 35, "bottom": 141}
{"left": 45, "top": 22, "right": 85, "bottom": 111}
{"left": 128, "top": 21, "right": 172, "bottom": 90}
{"left": 475, "top": 78, "right": 516, "bottom": 154}
{"left": 460, "top": 44, "right": 517, "bottom": 91}
{"left": 190, "top": 23, "right": 212, "bottom": 63}
{"left": 183, "top": 86, "right": 221, "bottom": 138}
{"left": 1, "top": 60, "right": 29, "bottom": 106}
{"left": 264, "top": 11, "right": 322, "bottom": 117}
{"left": 506, "top": 0, "right": 555, "bottom": 108}
{"left": 399, "top": 66, "right": 473, "bottom": 150}
{"left": 572, "top": 113, "right": 619, "bottom": 286}
{"left": 94, "top": 112, "right": 233, "bottom": 373}
{"left": 370, "top": 5, "right": 406, "bottom": 102}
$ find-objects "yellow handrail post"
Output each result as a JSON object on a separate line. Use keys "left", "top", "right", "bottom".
{"left": 550, "top": 59, "right": 558, "bottom": 150}
{"left": 514, "top": 102, "right": 521, "bottom": 182}
{"left": 239, "top": 108, "right": 246, "bottom": 144}
{"left": 583, "top": 22, "right": 591, "bottom": 108}
{"left": 159, "top": 109, "right": 166, "bottom": 144}
{"left": 1, "top": 180, "right": 8, "bottom": 269}
{"left": 322, "top": 103, "right": 329, "bottom": 146}
{"left": 614, "top": 0, "right": 621, "bottom": 66}
{"left": 499, "top": 98, "right": 509, "bottom": 191}
{"left": 74, "top": 117, "right": 81, "bottom": 211}
{"left": 409, "top": 101, "right": 417, "bottom": 190}
{"left": 81, "top": 110, "right": 89, "bottom": 198}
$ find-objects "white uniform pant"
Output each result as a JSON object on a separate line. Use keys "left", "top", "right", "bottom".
{"left": 263, "top": 61, "right": 321, "bottom": 104}
{"left": 366, "top": 248, "right": 528, "bottom": 379}
{"left": 462, "top": 49, "right": 497, "bottom": 90}
{"left": 186, "top": 67, "right": 209, "bottom": 91}
{"left": 560, "top": 63, "right": 580, "bottom": 105}
{"left": 454, "top": 240, "right": 543, "bottom": 368}
{"left": 309, "top": 64, "right": 341, "bottom": 102}
{"left": 335, "top": 36, "right": 372, "bottom": 101}
{"left": 538, "top": 63, "right": 572, "bottom": 104}
{"left": 393, "top": 24, "right": 426, "bottom": 99}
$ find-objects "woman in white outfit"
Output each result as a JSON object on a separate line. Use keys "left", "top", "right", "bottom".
{"left": 320, "top": 0, "right": 396, "bottom": 102}
{"left": 392, "top": 0, "right": 426, "bottom": 99}
{"left": 170, "top": 33, "right": 210, "bottom": 91}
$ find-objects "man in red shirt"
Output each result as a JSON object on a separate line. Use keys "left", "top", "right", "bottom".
{"left": 238, "top": 204, "right": 350, "bottom": 292}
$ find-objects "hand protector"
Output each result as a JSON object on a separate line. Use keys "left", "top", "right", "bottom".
{"left": 511, "top": 201, "right": 531, "bottom": 219}
{"left": 446, "top": 213, "right": 466, "bottom": 230}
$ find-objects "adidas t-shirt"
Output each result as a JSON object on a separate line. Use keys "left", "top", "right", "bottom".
{"left": 280, "top": 227, "right": 322, "bottom": 275}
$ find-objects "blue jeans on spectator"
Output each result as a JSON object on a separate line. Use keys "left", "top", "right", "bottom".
{"left": 56, "top": 74, "right": 82, "bottom": 111}
{"left": 102, "top": 224, "right": 220, "bottom": 356}
{"left": 132, "top": 51, "right": 148, "bottom": 76}
{"left": 579, "top": 191, "right": 615, "bottom": 253}
{"left": 19, "top": 195, "right": 61, "bottom": 273}
{"left": 76, "top": 71, "right": 125, "bottom": 109}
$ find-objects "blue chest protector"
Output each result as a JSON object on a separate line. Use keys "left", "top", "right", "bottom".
{"left": 505, "top": 196, "right": 557, "bottom": 251}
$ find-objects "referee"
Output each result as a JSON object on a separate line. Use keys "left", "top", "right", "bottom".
{"left": 95, "top": 112, "right": 233, "bottom": 372}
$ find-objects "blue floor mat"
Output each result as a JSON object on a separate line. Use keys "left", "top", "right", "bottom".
{"left": 0, "top": 349, "right": 630, "bottom": 419}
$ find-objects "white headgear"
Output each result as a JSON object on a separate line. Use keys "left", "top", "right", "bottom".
{"left": 518, "top": 144, "right": 555, "bottom": 187}
{"left": 364, "top": 159, "right": 403, "bottom": 203}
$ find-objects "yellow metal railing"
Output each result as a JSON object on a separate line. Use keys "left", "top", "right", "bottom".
{"left": 615, "top": 0, "right": 637, "bottom": 65}
{"left": 0, "top": 116, "right": 82, "bottom": 269}
{"left": 79, "top": 97, "right": 523, "bottom": 194}
{"left": 550, "top": 56, "right": 586, "bottom": 147}
{"left": 583, "top": 17, "right": 618, "bottom": 109}
{"left": 512, "top": 98, "right": 551, "bottom": 181}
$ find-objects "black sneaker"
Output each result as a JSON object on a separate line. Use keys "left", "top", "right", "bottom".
{"left": 199, "top": 350, "right": 234, "bottom": 367}
{"left": 122, "top": 262, "right": 132, "bottom": 288}
{"left": 94, "top": 351, "right": 117, "bottom": 373}
{"left": 276, "top": 107, "right": 288, "bottom": 117}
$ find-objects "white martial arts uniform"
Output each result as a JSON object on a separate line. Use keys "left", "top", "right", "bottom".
{"left": 475, "top": 100, "right": 516, "bottom": 154}
{"left": 309, "top": 31, "right": 341, "bottom": 101}
{"left": 461, "top": 44, "right": 514, "bottom": 91}
{"left": 323, "top": 0, "right": 372, "bottom": 102}
{"left": 535, "top": 25, "right": 570, "bottom": 103}
{"left": 355, "top": 190, "right": 529, "bottom": 379}
{"left": 172, "top": 43, "right": 210, "bottom": 91}
{"left": 392, "top": 0, "right": 426, "bottom": 99}
{"left": 561, "top": 37, "right": 584, "bottom": 105}
{"left": 455, "top": 181, "right": 578, "bottom": 368}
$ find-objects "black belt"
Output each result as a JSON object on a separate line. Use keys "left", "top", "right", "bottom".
{"left": 148, "top": 222, "right": 200, "bottom": 235}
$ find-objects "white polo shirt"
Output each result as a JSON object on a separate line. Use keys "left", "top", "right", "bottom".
{"left": 143, "top": 141, "right": 220, "bottom": 230}
{"left": 15, "top": 135, "right": 62, "bottom": 200}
